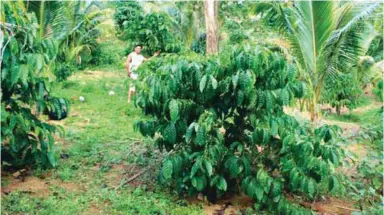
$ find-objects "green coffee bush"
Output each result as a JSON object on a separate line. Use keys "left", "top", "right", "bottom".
{"left": 135, "top": 46, "right": 346, "bottom": 214}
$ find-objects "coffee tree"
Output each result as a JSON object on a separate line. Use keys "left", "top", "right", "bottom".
{"left": 321, "top": 72, "right": 362, "bottom": 115}
{"left": 134, "top": 46, "right": 346, "bottom": 214}
{"left": 114, "top": 1, "right": 181, "bottom": 56}
{"left": 1, "top": 2, "right": 69, "bottom": 168}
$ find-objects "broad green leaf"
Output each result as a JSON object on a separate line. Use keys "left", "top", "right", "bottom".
{"left": 271, "top": 119, "right": 278, "bottom": 136}
{"left": 192, "top": 176, "right": 206, "bottom": 191}
{"left": 47, "top": 151, "right": 57, "bottom": 167}
{"left": 163, "top": 159, "right": 173, "bottom": 179}
{"left": 272, "top": 180, "right": 282, "bottom": 197}
{"left": 246, "top": 179, "right": 257, "bottom": 198}
{"left": 232, "top": 74, "right": 239, "bottom": 89}
{"left": 237, "top": 90, "right": 244, "bottom": 106}
{"left": 217, "top": 177, "right": 227, "bottom": 191}
{"left": 195, "top": 126, "right": 206, "bottom": 146}
{"left": 169, "top": 99, "right": 179, "bottom": 122}
{"left": 19, "top": 64, "right": 29, "bottom": 86}
{"left": 11, "top": 65, "right": 21, "bottom": 85}
{"left": 36, "top": 54, "right": 44, "bottom": 71}
{"left": 210, "top": 75, "right": 218, "bottom": 89}
{"left": 185, "top": 123, "right": 195, "bottom": 142}
{"left": 191, "top": 159, "right": 201, "bottom": 178}
{"left": 255, "top": 184, "right": 264, "bottom": 201}
{"left": 200, "top": 75, "right": 207, "bottom": 92}
{"left": 204, "top": 160, "right": 213, "bottom": 176}
{"left": 329, "top": 176, "right": 339, "bottom": 193}
{"left": 210, "top": 175, "right": 219, "bottom": 187}
{"left": 164, "top": 123, "right": 177, "bottom": 144}
{"left": 307, "top": 179, "right": 315, "bottom": 198}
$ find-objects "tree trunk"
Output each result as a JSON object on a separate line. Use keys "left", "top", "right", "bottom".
{"left": 204, "top": 0, "right": 219, "bottom": 54}
{"left": 309, "top": 98, "right": 318, "bottom": 122}
{"left": 336, "top": 106, "right": 341, "bottom": 115}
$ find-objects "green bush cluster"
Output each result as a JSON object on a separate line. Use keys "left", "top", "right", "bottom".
{"left": 54, "top": 63, "right": 76, "bottom": 82}
{"left": 134, "top": 46, "right": 346, "bottom": 214}
{"left": 191, "top": 33, "right": 206, "bottom": 55}
{"left": 114, "top": 1, "right": 181, "bottom": 56}
{"left": 373, "top": 80, "right": 383, "bottom": 101}
{"left": 1, "top": 2, "right": 69, "bottom": 168}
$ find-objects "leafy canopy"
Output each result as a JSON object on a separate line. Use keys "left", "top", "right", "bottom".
{"left": 135, "top": 45, "right": 346, "bottom": 214}
{"left": 1, "top": 2, "right": 69, "bottom": 168}
{"left": 114, "top": 1, "right": 181, "bottom": 56}
{"left": 255, "top": 1, "right": 381, "bottom": 120}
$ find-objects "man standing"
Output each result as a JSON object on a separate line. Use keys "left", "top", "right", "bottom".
{"left": 126, "top": 45, "right": 159, "bottom": 103}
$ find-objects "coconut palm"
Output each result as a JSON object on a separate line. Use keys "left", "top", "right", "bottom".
{"left": 256, "top": 1, "right": 381, "bottom": 121}
{"left": 27, "top": 0, "right": 111, "bottom": 65}
{"left": 53, "top": 1, "right": 111, "bottom": 65}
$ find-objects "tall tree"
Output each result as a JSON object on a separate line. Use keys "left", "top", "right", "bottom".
{"left": 204, "top": 0, "right": 219, "bottom": 54}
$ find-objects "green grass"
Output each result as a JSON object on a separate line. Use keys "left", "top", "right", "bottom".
{"left": 1, "top": 67, "right": 202, "bottom": 215}
{"left": 2, "top": 188, "right": 202, "bottom": 215}
{"left": 325, "top": 107, "right": 382, "bottom": 126}
{"left": 51, "top": 67, "right": 142, "bottom": 142}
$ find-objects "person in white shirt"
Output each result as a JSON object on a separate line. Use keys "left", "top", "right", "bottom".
{"left": 126, "top": 45, "right": 159, "bottom": 103}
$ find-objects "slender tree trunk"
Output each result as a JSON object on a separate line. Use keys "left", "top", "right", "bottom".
{"left": 309, "top": 97, "right": 318, "bottom": 122}
{"left": 39, "top": 0, "right": 45, "bottom": 39}
{"left": 204, "top": 0, "right": 219, "bottom": 54}
{"left": 336, "top": 106, "right": 341, "bottom": 115}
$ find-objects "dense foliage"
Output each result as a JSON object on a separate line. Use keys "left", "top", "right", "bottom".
{"left": 114, "top": 1, "right": 181, "bottom": 56}
{"left": 135, "top": 46, "right": 346, "bottom": 214}
{"left": 321, "top": 71, "right": 362, "bottom": 114}
{"left": 255, "top": 1, "right": 381, "bottom": 120}
{"left": 373, "top": 80, "right": 383, "bottom": 102}
{"left": 191, "top": 33, "right": 206, "bottom": 55}
{"left": 55, "top": 1, "right": 108, "bottom": 70}
{"left": 25, "top": 1, "right": 109, "bottom": 80}
{"left": 1, "top": 2, "right": 69, "bottom": 168}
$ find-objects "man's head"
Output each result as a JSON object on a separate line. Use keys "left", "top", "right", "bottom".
{"left": 134, "top": 45, "right": 142, "bottom": 54}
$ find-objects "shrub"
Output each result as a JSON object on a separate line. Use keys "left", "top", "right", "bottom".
{"left": 321, "top": 72, "right": 363, "bottom": 114}
{"left": 114, "top": 1, "right": 181, "bottom": 56}
{"left": 54, "top": 63, "right": 76, "bottom": 82}
{"left": 191, "top": 33, "right": 206, "bottom": 55}
{"left": 89, "top": 39, "right": 125, "bottom": 66}
{"left": 373, "top": 79, "right": 383, "bottom": 101}
{"left": 229, "top": 30, "right": 248, "bottom": 43}
{"left": 135, "top": 46, "right": 346, "bottom": 214}
{"left": 1, "top": 2, "right": 69, "bottom": 168}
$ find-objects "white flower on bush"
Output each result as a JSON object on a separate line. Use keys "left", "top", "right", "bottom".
{"left": 109, "top": 91, "right": 115, "bottom": 96}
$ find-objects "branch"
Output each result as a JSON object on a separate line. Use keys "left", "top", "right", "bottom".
{"left": 0, "top": 29, "right": 13, "bottom": 69}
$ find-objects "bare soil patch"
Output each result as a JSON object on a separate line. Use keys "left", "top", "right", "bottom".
{"left": 188, "top": 195, "right": 253, "bottom": 215}
{"left": 2, "top": 174, "right": 84, "bottom": 198}
{"left": 311, "top": 197, "right": 358, "bottom": 215}
{"left": 2, "top": 176, "right": 50, "bottom": 198}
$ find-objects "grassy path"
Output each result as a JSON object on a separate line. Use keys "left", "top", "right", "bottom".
{"left": 1, "top": 67, "right": 203, "bottom": 215}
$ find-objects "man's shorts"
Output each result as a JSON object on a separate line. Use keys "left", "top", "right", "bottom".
{"left": 129, "top": 73, "right": 138, "bottom": 92}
